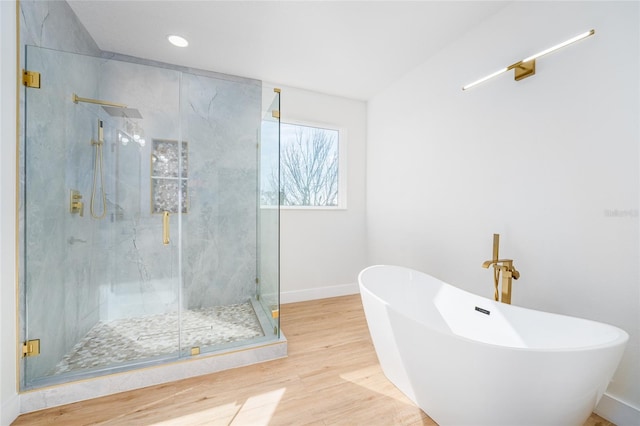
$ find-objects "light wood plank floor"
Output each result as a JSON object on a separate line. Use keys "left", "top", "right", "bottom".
{"left": 14, "top": 295, "right": 614, "bottom": 425}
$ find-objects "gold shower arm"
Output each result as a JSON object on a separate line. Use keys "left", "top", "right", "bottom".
{"left": 162, "top": 211, "right": 170, "bottom": 245}
{"left": 72, "top": 93, "right": 127, "bottom": 109}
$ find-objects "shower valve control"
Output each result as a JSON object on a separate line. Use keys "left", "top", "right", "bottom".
{"left": 70, "top": 189, "right": 84, "bottom": 217}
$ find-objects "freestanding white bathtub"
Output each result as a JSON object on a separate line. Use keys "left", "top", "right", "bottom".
{"left": 358, "top": 265, "right": 628, "bottom": 426}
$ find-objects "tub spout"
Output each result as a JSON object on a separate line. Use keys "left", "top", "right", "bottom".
{"left": 482, "top": 258, "right": 512, "bottom": 268}
{"left": 483, "top": 259, "right": 520, "bottom": 276}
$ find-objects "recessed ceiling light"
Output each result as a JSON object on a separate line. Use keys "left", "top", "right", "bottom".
{"left": 167, "top": 35, "right": 189, "bottom": 48}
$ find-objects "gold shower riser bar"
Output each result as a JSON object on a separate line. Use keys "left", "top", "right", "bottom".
{"left": 72, "top": 93, "right": 127, "bottom": 109}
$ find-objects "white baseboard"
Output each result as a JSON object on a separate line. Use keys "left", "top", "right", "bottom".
{"left": 1, "top": 392, "right": 20, "bottom": 426}
{"left": 281, "top": 283, "right": 359, "bottom": 304}
{"left": 595, "top": 392, "right": 640, "bottom": 425}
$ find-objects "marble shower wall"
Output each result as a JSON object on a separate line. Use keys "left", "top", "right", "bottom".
{"left": 180, "top": 73, "right": 260, "bottom": 309}
{"left": 97, "top": 59, "right": 183, "bottom": 321}
{"left": 96, "top": 60, "right": 261, "bottom": 314}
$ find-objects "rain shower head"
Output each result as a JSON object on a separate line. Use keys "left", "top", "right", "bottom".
{"left": 107, "top": 106, "right": 146, "bottom": 147}
{"left": 102, "top": 106, "right": 143, "bottom": 119}
{"left": 72, "top": 93, "right": 145, "bottom": 146}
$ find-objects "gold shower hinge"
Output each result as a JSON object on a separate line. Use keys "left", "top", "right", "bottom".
{"left": 190, "top": 347, "right": 200, "bottom": 356}
{"left": 272, "top": 110, "right": 280, "bottom": 119}
{"left": 22, "top": 339, "right": 40, "bottom": 357}
{"left": 22, "top": 70, "right": 41, "bottom": 88}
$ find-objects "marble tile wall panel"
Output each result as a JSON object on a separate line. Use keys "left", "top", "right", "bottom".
{"left": 89, "top": 54, "right": 262, "bottom": 317}
{"left": 65, "top": 91, "right": 108, "bottom": 350}
{"left": 97, "top": 60, "right": 182, "bottom": 320}
{"left": 180, "top": 73, "right": 261, "bottom": 309}
{"left": 87, "top": 59, "right": 188, "bottom": 331}
{"left": 20, "top": 0, "right": 101, "bottom": 56}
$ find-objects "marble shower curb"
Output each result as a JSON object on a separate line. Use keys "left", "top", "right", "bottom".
{"left": 19, "top": 336, "right": 287, "bottom": 414}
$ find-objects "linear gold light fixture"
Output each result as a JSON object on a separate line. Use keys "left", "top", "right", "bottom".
{"left": 462, "top": 29, "right": 595, "bottom": 91}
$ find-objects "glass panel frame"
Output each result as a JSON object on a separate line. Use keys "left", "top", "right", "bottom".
{"left": 21, "top": 46, "right": 183, "bottom": 389}
{"left": 257, "top": 89, "right": 281, "bottom": 337}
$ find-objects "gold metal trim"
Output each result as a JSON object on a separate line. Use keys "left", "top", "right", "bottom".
{"left": 22, "top": 70, "right": 40, "bottom": 88}
{"left": 481, "top": 234, "right": 520, "bottom": 304}
{"left": 162, "top": 211, "right": 170, "bottom": 245}
{"left": 69, "top": 189, "right": 84, "bottom": 216}
{"left": 510, "top": 59, "right": 536, "bottom": 81}
{"left": 190, "top": 347, "right": 200, "bottom": 356}
{"left": 492, "top": 233, "right": 499, "bottom": 262}
{"left": 272, "top": 110, "right": 280, "bottom": 119}
{"left": 72, "top": 93, "right": 127, "bottom": 109}
{"left": 15, "top": 0, "right": 22, "bottom": 393}
{"left": 22, "top": 339, "right": 40, "bottom": 357}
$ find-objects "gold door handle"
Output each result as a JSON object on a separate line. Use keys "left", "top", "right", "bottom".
{"left": 162, "top": 211, "right": 170, "bottom": 245}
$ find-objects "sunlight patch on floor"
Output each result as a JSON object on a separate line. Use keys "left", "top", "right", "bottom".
{"left": 150, "top": 388, "right": 286, "bottom": 426}
{"left": 151, "top": 402, "right": 242, "bottom": 425}
{"left": 230, "top": 388, "right": 287, "bottom": 425}
{"left": 340, "top": 365, "right": 412, "bottom": 404}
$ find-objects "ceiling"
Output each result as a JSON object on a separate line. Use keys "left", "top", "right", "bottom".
{"left": 67, "top": 1, "right": 509, "bottom": 101}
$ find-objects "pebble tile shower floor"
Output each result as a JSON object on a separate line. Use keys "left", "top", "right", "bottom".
{"left": 53, "top": 302, "right": 264, "bottom": 374}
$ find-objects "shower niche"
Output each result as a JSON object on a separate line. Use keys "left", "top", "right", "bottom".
{"left": 20, "top": 45, "right": 282, "bottom": 390}
{"left": 151, "top": 139, "right": 189, "bottom": 214}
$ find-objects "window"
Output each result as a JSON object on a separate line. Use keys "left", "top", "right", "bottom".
{"left": 260, "top": 121, "right": 346, "bottom": 209}
{"left": 276, "top": 122, "right": 344, "bottom": 208}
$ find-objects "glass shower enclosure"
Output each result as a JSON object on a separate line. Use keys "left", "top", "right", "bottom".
{"left": 20, "top": 46, "right": 280, "bottom": 389}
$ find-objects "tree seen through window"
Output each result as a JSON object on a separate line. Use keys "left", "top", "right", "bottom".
{"left": 269, "top": 123, "right": 339, "bottom": 207}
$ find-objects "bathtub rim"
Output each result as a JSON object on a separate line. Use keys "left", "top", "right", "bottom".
{"left": 358, "top": 264, "right": 630, "bottom": 353}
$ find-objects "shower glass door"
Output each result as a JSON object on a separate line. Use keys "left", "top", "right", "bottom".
{"left": 21, "top": 46, "right": 182, "bottom": 388}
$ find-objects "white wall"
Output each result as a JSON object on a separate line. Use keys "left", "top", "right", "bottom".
{"left": 0, "top": 1, "right": 19, "bottom": 424}
{"left": 275, "top": 85, "right": 368, "bottom": 303}
{"left": 367, "top": 2, "right": 639, "bottom": 424}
